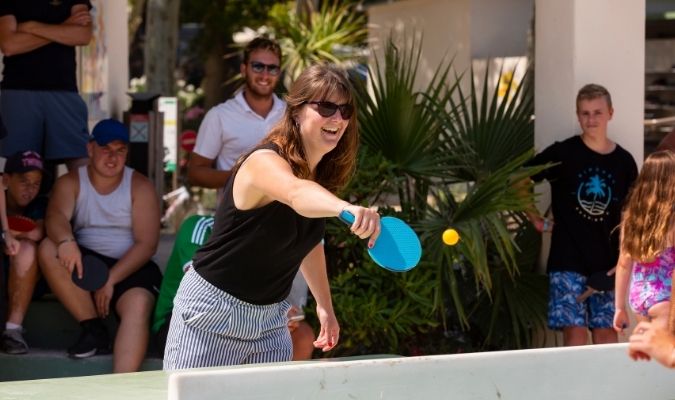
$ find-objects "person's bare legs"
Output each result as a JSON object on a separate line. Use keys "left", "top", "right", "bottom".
{"left": 291, "top": 321, "right": 315, "bottom": 361}
{"left": 113, "top": 287, "right": 154, "bottom": 373}
{"left": 38, "top": 238, "right": 97, "bottom": 320}
{"left": 6, "top": 240, "right": 40, "bottom": 326}
{"left": 563, "top": 326, "right": 589, "bottom": 346}
{"left": 591, "top": 327, "right": 618, "bottom": 344}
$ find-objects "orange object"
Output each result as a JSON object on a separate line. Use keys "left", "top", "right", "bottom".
{"left": 442, "top": 228, "right": 460, "bottom": 246}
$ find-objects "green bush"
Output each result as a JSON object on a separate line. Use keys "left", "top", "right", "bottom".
{"left": 305, "top": 34, "right": 550, "bottom": 357}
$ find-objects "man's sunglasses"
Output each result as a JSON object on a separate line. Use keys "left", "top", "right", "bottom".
{"left": 249, "top": 61, "right": 281, "bottom": 76}
{"left": 306, "top": 101, "right": 354, "bottom": 120}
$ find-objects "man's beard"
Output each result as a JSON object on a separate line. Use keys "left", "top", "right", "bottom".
{"left": 245, "top": 75, "right": 275, "bottom": 98}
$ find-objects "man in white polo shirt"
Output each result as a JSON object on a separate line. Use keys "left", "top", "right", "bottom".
{"left": 187, "top": 36, "right": 286, "bottom": 189}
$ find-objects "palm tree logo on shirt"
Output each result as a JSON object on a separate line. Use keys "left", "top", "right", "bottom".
{"left": 576, "top": 168, "right": 614, "bottom": 221}
{"left": 585, "top": 175, "right": 606, "bottom": 198}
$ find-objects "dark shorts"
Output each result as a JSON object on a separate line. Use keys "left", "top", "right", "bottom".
{"left": 548, "top": 271, "right": 615, "bottom": 330}
{"left": 0, "top": 89, "right": 89, "bottom": 161}
{"left": 80, "top": 247, "right": 162, "bottom": 312}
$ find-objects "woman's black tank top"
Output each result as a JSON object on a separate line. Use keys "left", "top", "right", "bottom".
{"left": 192, "top": 143, "right": 325, "bottom": 305}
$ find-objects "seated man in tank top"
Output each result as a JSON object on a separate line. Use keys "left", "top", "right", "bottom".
{"left": 38, "top": 119, "right": 162, "bottom": 373}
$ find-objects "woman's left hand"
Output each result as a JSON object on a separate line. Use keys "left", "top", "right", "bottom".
{"left": 313, "top": 305, "right": 339, "bottom": 352}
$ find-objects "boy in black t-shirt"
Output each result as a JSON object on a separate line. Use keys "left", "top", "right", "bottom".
{"left": 528, "top": 84, "right": 638, "bottom": 346}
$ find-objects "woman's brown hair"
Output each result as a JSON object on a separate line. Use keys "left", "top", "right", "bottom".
{"left": 620, "top": 150, "right": 675, "bottom": 262}
{"left": 260, "top": 63, "right": 359, "bottom": 194}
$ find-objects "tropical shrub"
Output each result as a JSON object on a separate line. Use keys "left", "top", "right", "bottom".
{"left": 310, "top": 34, "right": 549, "bottom": 357}
{"left": 267, "top": 1, "right": 368, "bottom": 89}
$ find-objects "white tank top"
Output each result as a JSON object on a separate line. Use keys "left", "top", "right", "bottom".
{"left": 73, "top": 166, "right": 134, "bottom": 259}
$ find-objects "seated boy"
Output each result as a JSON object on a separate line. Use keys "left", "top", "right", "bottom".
{"left": 1, "top": 150, "right": 47, "bottom": 354}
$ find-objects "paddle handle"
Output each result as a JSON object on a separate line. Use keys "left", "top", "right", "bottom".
{"left": 338, "top": 209, "right": 356, "bottom": 225}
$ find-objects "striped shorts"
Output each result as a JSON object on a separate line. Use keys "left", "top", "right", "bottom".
{"left": 163, "top": 268, "right": 292, "bottom": 370}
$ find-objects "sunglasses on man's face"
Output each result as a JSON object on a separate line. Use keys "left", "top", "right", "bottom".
{"left": 249, "top": 61, "right": 281, "bottom": 76}
{"left": 306, "top": 101, "right": 354, "bottom": 120}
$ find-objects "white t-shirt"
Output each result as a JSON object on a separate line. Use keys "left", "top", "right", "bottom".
{"left": 193, "top": 91, "right": 286, "bottom": 171}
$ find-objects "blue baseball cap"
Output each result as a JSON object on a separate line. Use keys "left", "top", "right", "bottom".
{"left": 91, "top": 119, "right": 129, "bottom": 146}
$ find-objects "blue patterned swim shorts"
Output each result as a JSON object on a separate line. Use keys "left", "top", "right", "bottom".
{"left": 548, "top": 271, "right": 615, "bottom": 330}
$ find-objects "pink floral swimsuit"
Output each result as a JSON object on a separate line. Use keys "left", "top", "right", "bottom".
{"left": 629, "top": 247, "right": 674, "bottom": 316}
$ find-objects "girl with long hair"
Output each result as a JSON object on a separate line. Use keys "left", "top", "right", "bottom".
{"left": 614, "top": 150, "right": 675, "bottom": 333}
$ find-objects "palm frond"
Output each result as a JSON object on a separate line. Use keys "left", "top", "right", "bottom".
{"left": 469, "top": 225, "right": 547, "bottom": 349}
{"left": 268, "top": 1, "right": 368, "bottom": 87}
{"left": 354, "top": 33, "right": 464, "bottom": 218}
{"left": 434, "top": 63, "right": 535, "bottom": 181}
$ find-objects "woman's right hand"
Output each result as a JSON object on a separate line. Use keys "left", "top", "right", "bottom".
{"left": 341, "top": 205, "right": 381, "bottom": 248}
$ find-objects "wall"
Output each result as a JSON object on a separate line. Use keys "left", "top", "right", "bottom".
{"left": 367, "top": 0, "right": 472, "bottom": 92}
{"left": 470, "top": 0, "right": 534, "bottom": 58}
{"left": 535, "top": 0, "right": 645, "bottom": 165}
{"left": 646, "top": 38, "right": 675, "bottom": 72}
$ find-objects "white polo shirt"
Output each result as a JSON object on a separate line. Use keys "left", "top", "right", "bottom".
{"left": 193, "top": 90, "right": 286, "bottom": 171}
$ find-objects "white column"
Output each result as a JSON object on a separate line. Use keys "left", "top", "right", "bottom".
{"left": 103, "top": 0, "right": 129, "bottom": 119}
{"left": 79, "top": 0, "right": 128, "bottom": 123}
{"left": 535, "top": 0, "right": 645, "bottom": 165}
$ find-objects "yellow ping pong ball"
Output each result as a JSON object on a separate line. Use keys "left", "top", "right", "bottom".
{"left": 442, "top": 228, "right": 459, "bottom": 246}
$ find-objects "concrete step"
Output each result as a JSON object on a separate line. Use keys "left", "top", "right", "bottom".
{"left": 0, "top": 350, "right": 162, "bottom": 381}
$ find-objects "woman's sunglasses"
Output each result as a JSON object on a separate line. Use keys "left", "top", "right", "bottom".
{"left": 306, "top": 101, "right": 354, "bottom": 120}
{"left": 249, "top": 61, "right": 281, "bottom": 76}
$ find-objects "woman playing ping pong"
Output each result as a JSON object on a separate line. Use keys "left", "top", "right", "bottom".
{"left": 163, "top": 63, "right": 380, "bottom": 370}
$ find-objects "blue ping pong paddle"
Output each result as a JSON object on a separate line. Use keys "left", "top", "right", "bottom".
{"left": 72, "top": 254, "right": 109, "bottom": 291}
{"left": 338, "top": 210, "right": 422, "bottom": 272}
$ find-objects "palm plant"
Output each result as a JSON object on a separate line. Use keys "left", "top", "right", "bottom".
{"left": 468, "top": 224, "right": 547, "bottom": 349}
{"left": 267, "top": 1, "right": 368, "bottom": 89}
{"left": 353, "top": 34, "right": 463, "bottom": 218}
{"left": 336, "top": 33, "right": 550, "bottom": 352}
